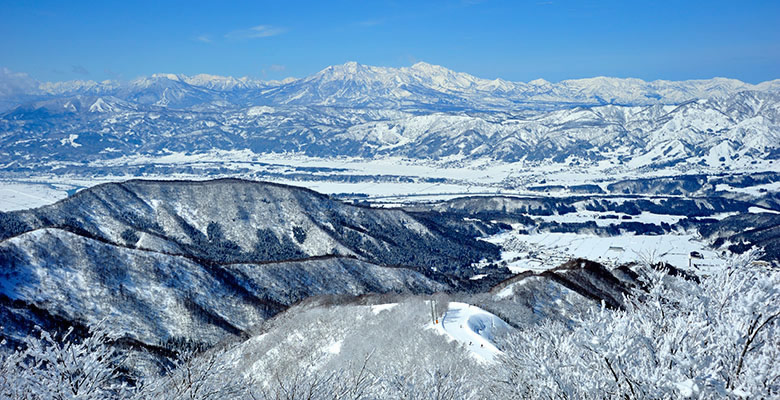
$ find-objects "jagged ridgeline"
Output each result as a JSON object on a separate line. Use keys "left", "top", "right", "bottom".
{"left": 0, "top": 179, "right": 500, "bottom": 267}
{"left": 0, "top": 179, "right": 502, "bottom": 352}
{"left": 2, "top": 63, "right": 779, "bottom": 173}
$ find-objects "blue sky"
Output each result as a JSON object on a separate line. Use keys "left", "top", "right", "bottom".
{"left": 1, "top": 0, "right": 778, "bottom": 83}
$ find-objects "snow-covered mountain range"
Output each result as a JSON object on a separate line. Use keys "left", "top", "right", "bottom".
{"left": 0, "top": 61, "right": 778, "bottom": 173}
{"left": 3, "top": 62, "right": 779, "bottom": 110}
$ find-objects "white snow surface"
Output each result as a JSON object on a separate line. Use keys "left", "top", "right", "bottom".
{"left": 749, "top": 206, "right": 780, "bottom": 214}
{"left": 0, "top": 181, "right": 73, "bottom": 211}
{"left": 488, "top": 230, "right": 726, "bottom": 273}
{"left": 1, "top": 146, "right": 777, "bottom": 212}
{"left": 436, "top": 302, "right": 510, "bottom": 362}
{"left": 676, "top": 379, "right": 699, "bottom": 397}
{"left": 370, "top": 303, "right": 398, "bottom": 314}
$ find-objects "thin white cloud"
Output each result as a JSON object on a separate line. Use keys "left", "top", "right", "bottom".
{"left": 225, "top": 25, "right": 286, "bottom": 40}
{"left": 196, "top": 34, "right": 213, "bottom": 43}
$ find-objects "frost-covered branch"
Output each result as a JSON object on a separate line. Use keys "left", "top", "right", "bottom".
{"left": 492, "top": 256, "right": 779, "bottom": 398}
{"left": 0, "top": 325, "right": 130, "bottom": 400}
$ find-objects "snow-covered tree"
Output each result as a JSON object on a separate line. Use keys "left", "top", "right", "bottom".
{"left": 5, "top": 255, "right": 776, "bottom": 400}
{"left": 0, "top": 326, "right": 130, "bottom": 400}
{"left": 491, "top": 255, "right": 780, "bottom": 399}
{"left": 134, "top": 346, "right": 247, "bottom": 400}
{"left": 373, "top": 360, "right": 476, "bottom": 400}
{"left": 249, "top": 351, "right": 376, "bottom": 400}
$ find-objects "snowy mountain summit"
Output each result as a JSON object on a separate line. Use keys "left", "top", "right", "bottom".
{"left": 0, "top": 62, "right": 778, "bottom": 171}
{"left": 2, "top": 61, "right": 778, "bottom": 110}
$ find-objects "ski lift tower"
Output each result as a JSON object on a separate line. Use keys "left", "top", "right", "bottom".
{"left": 430, "top": 299, "right": 438, "bottom": 325}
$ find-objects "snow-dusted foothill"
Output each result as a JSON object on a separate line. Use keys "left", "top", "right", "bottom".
{"left": 0, "top": 179, "right": 511, "bottom": 372}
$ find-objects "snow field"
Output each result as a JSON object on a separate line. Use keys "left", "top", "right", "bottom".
{"left": 0, "top": 181, "right": 74, "bottom": 211}
{"left": 488, "top": 231, "right": 726, "bottom": 273}
{"left": 435, "top": 302, "right": 511, "bottom": 362}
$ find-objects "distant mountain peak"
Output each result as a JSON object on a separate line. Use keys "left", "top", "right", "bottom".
{"left": 529, "top": 78, "right": 551, "bottom": 86}
{"left": 324, "top": 61, "right": 371, "bottom": 72}
{"left": 410, "top": 61, "right": 445, "bottom": 72}
{"left": 129, "top": 74, "right": 182, "bottom": 88}
{"left": 0, "top": 63, "right": 778, "bottom": 114}
{"left": 149, "top": 73, "right": 182, "bottom": 81}
{"left": 88, "top": 97, "right": 113, "bottom": 112}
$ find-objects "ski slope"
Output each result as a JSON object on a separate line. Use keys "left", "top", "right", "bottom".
{"left": 436, "top": 302, "right": 510, "bottom": 362}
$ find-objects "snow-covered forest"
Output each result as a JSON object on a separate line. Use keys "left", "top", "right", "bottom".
{"left": 2, "top": 255, "right": 776, "bottom": 399}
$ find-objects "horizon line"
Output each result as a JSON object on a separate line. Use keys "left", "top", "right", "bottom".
{"left": 3, "top": 61, "right": 779, "bottom": 87}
